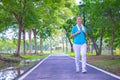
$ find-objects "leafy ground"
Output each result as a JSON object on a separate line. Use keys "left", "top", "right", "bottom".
{"left": 69, "top": 52, "right": 120, "bottom": 76}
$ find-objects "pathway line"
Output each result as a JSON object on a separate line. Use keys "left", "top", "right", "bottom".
{"left": 17, "top": 55, "right": 52, "bottom": 80}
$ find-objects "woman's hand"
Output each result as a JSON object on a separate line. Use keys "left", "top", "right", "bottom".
{"left": 71, "top": 30, "right": 80, "bottom": 37}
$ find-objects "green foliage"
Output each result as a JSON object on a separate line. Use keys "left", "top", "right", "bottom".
{"left": 0, "top": 40, "right": 16, "bottom": 51}
{"left": 115, "top": 48, "right": 120, "bottom": 55}
{"left": 0, "top": 9, "right": 14, "bottom": 32}
{"left": 80, "top": 0, "right": 120, "bottom": 55}
{"left": 0, "top": 0, "right": 75, "bottom": 38}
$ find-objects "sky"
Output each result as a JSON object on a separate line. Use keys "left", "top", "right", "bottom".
{"left": 76, "top": 0, "right": 83, "bottom": 4}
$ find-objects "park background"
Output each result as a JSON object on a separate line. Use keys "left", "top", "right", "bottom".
{"left": 0, "top": 0, "right": 120, "bottom": 80}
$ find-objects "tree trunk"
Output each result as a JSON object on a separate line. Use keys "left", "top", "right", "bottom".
{"left": 66, "top": 32, "right": 73, "bottom": 52}
{"left": 68, "top": 38, "right": 73, "bottom": 52}
{"left": 109, "top": 11, "right": 115, "bottom": 59}
{"left": 111, "top": 25, "right": 115, "bottom": 59}
{"left": 92, "top": 38, "right": 99, "bottom": 55}
{"left": 87, "top": 39, "right": 91, "bottom": 52}
{"left": 32, "top": 28, "right": 39, "bottom": 54}
{"left": 91, "top": 44, "right": 94, "bottom": 54}
{"left": 98, "top": 32, "right": 103, "bottom": 55}
{"left": 23, "top": 29, "right": 26, "bottom": 55}
{"left": 33, "top": 32, "right": 38, "bottom": 54}
{"left": 28, "top": 29, "right": 32, "bottom": 54}
{"left": 50, "top": 39, "right": 52, "bottom": 53}
{"left": 87, "top": 26, "right": 99, "bottom": 55}
{"left": 40, "top": 37, "right": 43, "bottom": 54}
{"left": 62, "top": 35, "right": 64, "bottom": 52}
{"left": 89, "top": 32, "right": 99, "bottom": 55}
{"left": 16, "top": 18, "right": 23, "bottom": 57}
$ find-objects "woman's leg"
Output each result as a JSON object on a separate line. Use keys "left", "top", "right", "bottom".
{"left": 73, "top": 44, "right": 80, "bottom": 72}
{"left": 81, "top": 44, "right": 87, "bottom": 73}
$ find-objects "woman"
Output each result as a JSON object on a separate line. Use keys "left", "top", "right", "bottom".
{"left": 71, "top": 16, "right": 87, "bottom": 73}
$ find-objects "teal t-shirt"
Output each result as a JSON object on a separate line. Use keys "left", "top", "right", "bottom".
{"left": 71, "top": 25, "right": 86, "bottom": 44}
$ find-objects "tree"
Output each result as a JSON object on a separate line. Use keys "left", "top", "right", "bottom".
{"left": 1, "top": 0, "right": 40, "bottom": 56}
{"left": 82, "top": 0, "right": 120, "bottom": 57}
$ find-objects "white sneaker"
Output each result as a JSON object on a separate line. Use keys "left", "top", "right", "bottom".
{"left": 82, "top": 69, "right": 87, "bottom": 73}
{"left": 76, "top": 67, "right": 80, "bottom": 73}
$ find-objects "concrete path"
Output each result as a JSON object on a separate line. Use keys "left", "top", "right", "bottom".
{"left": 16, "top": 54, "right": 120, "bottom": 80}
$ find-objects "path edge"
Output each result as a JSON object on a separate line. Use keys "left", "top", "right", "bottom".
{"left": 67, "top": 54, "right": 120, "bottom": 80}
{"left": 17, "top": 54, "right": 52, "bottom": 80}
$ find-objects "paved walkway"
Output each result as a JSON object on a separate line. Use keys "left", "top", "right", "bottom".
{"left": 16, "top": 54, "right": 120, "bottom": 80}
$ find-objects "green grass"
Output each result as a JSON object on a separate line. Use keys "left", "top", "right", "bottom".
{"left": 87, "top": 55, "right": 120, "bottom": 76}
{"left": 68, "top": 51, "right": 75, "bottom": 57}
{"left": 68, "top": 52, "right": 96, "bottom": 57}
{"left": 21, "top": 55, "right": 47, "bottom": 59}
{"left": 51, "top": 50, "right": 63, "bottom": 54}
{"left": 20, "top": 51, "right": 52, "bottom": 59}
{"left": 0, "top": 54, "right": 21, "bottom": 62}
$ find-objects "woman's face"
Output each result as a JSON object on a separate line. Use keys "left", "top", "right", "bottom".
{"left": 76, "top": 17, "right": 82, "bottom": 25}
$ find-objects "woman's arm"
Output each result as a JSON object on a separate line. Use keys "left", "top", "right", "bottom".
{"left": 71, "top": 30, "right": 80, "bottom": 37}
{"left": 82, "top": 30, "right": 87, "bottom": 37}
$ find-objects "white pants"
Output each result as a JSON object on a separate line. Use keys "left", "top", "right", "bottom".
{"left": 73, "top": 44, "right": 87, "bottom": 71}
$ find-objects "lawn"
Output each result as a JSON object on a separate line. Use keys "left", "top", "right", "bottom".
{"left": 87, "top": 55, "right": 120, "bottom": 76}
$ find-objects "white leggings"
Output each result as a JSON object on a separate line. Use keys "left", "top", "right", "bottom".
{"left": 73, "top": 44, "right": 87, "bottom": 70}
